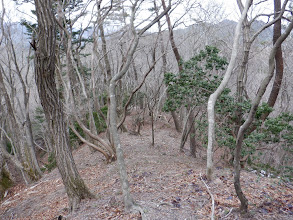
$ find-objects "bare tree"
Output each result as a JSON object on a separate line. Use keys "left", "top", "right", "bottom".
{"left": 54, "top": 0, "right": 116, "bottom": 162}
{"left": 33, "top": 0, "right": 94, "bottom": 211}
{"left": 233, "top": 1, "right": 293, "bottom": 212}
{"left": 235, "top": 0, "right": 288, "bottom": 136}
{"left": 206, "top": 0, "right": 253, "bottom": 181}
{"left": 262, "top": 0, "right": 284, "bottom": 119}
{"left": 108, "top": 0, "right": 171, "bottom": 214}
{"left": 0, "top": 69, "right": 32, "bottom": 184}
{"left": 0, "top": 2, "right": 41, "bottom": 182}
{"left": 161, "top": 0, "right": 182, "bottom": 132}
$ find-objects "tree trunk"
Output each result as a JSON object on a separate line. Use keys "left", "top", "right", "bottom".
{"left": 98, "top": 8, "right": 112, "bottom": 84}
{"left": 0, "top": 16, "right": 42, "bottom": 181}
{"left": 237, "top": 0, "right": 288, "bottom": 135}
{"left": 262, "top": 0, "right": 283, "bottom": 119}
{"left": 151, "top": 110, "right": 155, "bottom": 146}
{"left": 0, "top": 67, "right": 37, "bottom": 183}
{"left": 234, "top": 14, "right": 293, "bottom": 213}
{"left": 189, "top": 110, "right": 196, "bottom": 157}
{"left": 8, "top": 37, "right": 43, "bottom": 178}
{"left": 161, "top": 0, "right": 183, "bottom": 73}
{"left": 107, "top": 1, "right": 171, "bottom": 214}
{"left": 179, "top": 107, "right": 195, "bottom": 153}
{"left": 161, "top": 0, "right": 182, "bottom": 132}
{"left": 34, "top": 0, "right": 94, "bottom": 211}
{"left": 234, "top": 12, "right": 251, "bottom": 135}
{"left": 109, "top": 81, "right": 135, "bottom": 211}
{"left": 206, "top": 0, "right": 253, "bottom": 181}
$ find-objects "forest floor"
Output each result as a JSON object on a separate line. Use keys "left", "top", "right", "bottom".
{"left": 0, "top": 114, "right": 293, "bottom": 220}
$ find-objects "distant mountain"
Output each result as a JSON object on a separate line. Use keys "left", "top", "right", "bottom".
{"left": 218, "top": 19, "right": 273, "bottom": 42}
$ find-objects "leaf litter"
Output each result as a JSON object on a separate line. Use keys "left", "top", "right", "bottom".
{"left": 0, "top": 117, "right": 292, "bottom": 219}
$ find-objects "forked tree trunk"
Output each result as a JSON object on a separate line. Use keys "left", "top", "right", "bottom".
{"left": 236, "top": 0, "right": 287, "bottom": 135}
{"left": 108, "top": 2, "right": 171, "bottom": 214}
{"left": 234, "top": 0, "right": 293, "bottom": 213}
{"left": 34, "top": 0, "right": 94, "bottom": 211}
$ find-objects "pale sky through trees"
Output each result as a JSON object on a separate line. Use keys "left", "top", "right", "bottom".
{"left": 1, "top": 0, "right": 240, "bottom": 23}
{"left": 0, "top": 0, "right": 276, "bottom": 33}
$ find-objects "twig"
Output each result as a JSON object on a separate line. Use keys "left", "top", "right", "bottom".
{"left": 222, "top": 207, "right": 233, "bottom": 219}
{"left": 132, "top": 203, "right": 146, "bottom": 220}
{"left": 200, "top": 173, "right": 215, "bottom": 220}
{"left": 34, "top": 141, "right": 48, "bottom": 152}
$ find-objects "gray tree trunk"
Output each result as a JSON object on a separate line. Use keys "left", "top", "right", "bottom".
{"left": 206, "top": 0, "right": 252, "bottom": 181}
{"left": 108, "top": 1, "right": 171, "bottom": 214}
{"left": 234, "top": 2, "right": 293, "bottom": 212}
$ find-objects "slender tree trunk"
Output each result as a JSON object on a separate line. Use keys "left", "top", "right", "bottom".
{"left": 235, "top": 13, "right": 251, "bottom": 135}
{"left": 206, "top": 0, "right": 253, "bottom": 181}
{"left": 262, "top": 0, "right": 283, "bottom": 119}
{"left": 14, "top": 51, "right": 42, "bottom": 178}
{"left": 189, "top": 109, "right": 196, "bottom": 157}
{"left": 151, "top": 110, "right": 155, "bottom": 146}
{"left": 8, "top": 28, "right": 42, "bottom": 175}
{"left": 161, "top": 0, "right": 182, "bottom": 132}
{"left": 161, "top": 0, "right": 183, "bottom": 73}
{"left": 234, "top": 14, "right": 293, "bottom": 213}
{"left": 0, "top": 9, "right": 41, "bottom": 181}
{"left": 180, "top": 116, "right": 190, "bottom": 152}
{"left": 107, "top": 1, "right": 171, "bottom": 214}
{"left": 109, "top": 81, "right": 135, "bottom": 211}
{"left": 237, "top": 0, "right": 288, "bottom": 135}
{"left": 34, "top": 0, "right": 94, "bottom": 211}
{"left": 0, "top": 67, "right": 36, "bottom": 183}
{"left": 98, "top": 7, "right": 112, "bottom": 83}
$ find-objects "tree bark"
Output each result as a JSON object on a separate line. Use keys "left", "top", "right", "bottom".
{"left": 206, "top": 0, "right": 253, "bottom": 181}
{"left": 0, "top": 7, "right": 41, "bottom": 181}
{"left": 237, "top": 0, "right": 288, "bottom": 135}
{"left": 108, "top": 1, "right": 171, "bottom": 213}
{"left": 34, "top": 0, "right": 94, "bottom": 211}
{"left": 0, "top": 67, "right": 36, "bottom": 183}
{"left": 161, "top": 0, "right": 182, "bottom": 132}
{"left": 234, "top": 14, "right": 293, "bottom": 213}
{"left": 10, "top": 44, "right": 42, "bottom": 178}
{"left": 161, "top": 0, "right": 183, "bottom": 73}
{"left": 235, "top": 0, "right": 251, "bottom": 135}
{"left": 189, "top": 109, "right": 196, "bottom": 157}
{"left": 262, "top": 0, "right": 283, "bottom": 119}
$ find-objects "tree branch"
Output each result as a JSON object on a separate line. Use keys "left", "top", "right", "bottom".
{"left": 200, "top": 173, "right": 215, "bottom": 220}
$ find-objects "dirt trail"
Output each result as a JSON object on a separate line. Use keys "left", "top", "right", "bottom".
{"left": 0, "top": 119, "right": 292, "bottom": 219}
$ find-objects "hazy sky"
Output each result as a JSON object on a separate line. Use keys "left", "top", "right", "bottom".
{"left": 0, "top": 0, "right": 275, "bottom": 25}
{"left": 0, "top": 0, "right": 239, "bottom": 21}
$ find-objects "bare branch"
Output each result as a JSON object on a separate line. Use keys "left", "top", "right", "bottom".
{"left": 200, "top": 173, "right": 215, "bottom": 220}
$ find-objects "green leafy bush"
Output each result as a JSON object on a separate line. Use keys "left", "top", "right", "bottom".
{"left": 163, "top": 45, "right": 228, "bottom": 112}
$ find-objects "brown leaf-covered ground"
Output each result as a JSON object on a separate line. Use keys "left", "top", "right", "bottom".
{"left": 0, "top": 116, "right": 292, "bottom": 219}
